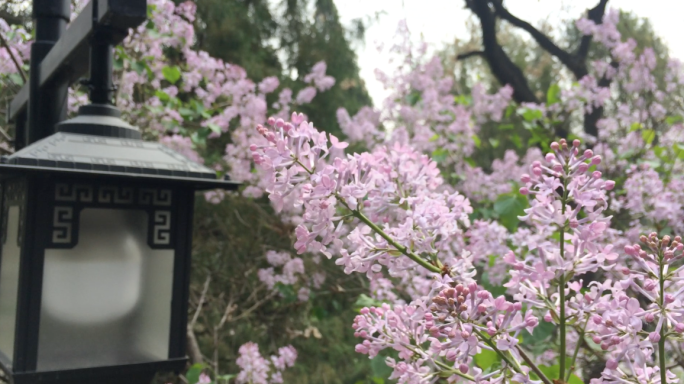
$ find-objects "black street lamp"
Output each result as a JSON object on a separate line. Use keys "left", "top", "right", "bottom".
{"left": 1, "top": 1, "right": 238, "bottom": 383}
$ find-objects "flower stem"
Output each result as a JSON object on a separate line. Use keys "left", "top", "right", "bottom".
{"left": 515, "top": 346, "right": 552, "bottom": 384}
{"left": 565, "top": 316, "right": 589, "bottom": 382}
{"left": 660, "top": 248, "right": 667, "bottom": 384}
{"left": 559, "top": 171, "right": 569, "bottom": 381}
{"left": 434, "top": 360, "right": 476, "bottom": 382}
{"left": 473, "top": 329, "right": 522, "bottom": 374}
{"left": 348, "top": 204, "right": 441, "bottom": 274}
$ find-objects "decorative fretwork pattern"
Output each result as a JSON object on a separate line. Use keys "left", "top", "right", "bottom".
{"left": 98, "top": 186, "right": 134, "bottom": 204}
{"left": 51, "top": 207, "right": 74, "bottom": 244}
{"left": 139, "top": 188, "right": 172, "bottom": 206}
{"left": 46, "top": 182, "right": 175, "bottom": 249}
{"left": 152, "top": 211, "right": 171, "bottom": 245}
{"left": 55, "top": 183, "right": 93, "bottom": 202}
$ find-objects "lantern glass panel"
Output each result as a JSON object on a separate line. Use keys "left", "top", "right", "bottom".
{"left": 37, "top": 208, "right": 174, "bottom": 371}
{"left": 0, "top": 206, "right": 22, "bottom": 362}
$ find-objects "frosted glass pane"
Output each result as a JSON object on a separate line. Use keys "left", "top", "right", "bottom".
{"left": 38, "top": 209, "right": 174, "bottom": 370}
{"left": 0, "top": 207, "right": 21, "bottom": 362}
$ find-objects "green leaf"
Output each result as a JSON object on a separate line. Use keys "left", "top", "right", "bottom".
{"left": 510, "top": 134, "right": 522, "bottom": 149}
{"left": 274, "top": 282, "right": 297, "bottom": 303}
{"left": 311, "top": 306, "right": 328, "bottom": 320}
{"left": 641, "top": 129, "right": 656, "bottom": 145}
{"left": 498, "top": 123, "right": 515, "bottom": 130}
{"left": 431, "top": 148, "right": 448, "bottom": 163}
{"left": 472, "top": 135, "right": 481, "bottom": 148}
{"left": 185, "top": 363, "right": 206, "bottom": 384}
{"left": 629, "top": 122, "right": 642, "bottom": 132}
{"left": 162, "top": 65, "right": 182, "bottom": 84}
{"left": 207, "top": 123, "right": 222, "bottom": 135}
{"left": 354, "top": 294, "right": 385, "bottom": 312}
{"left": 429, "top": 134, "right": 440, "bottom": 142}
{"left": 674, "top": 143, "right": 684, "bottom": 160}
{"left": 488, "top": 138, "right": 499, "bottom": 148}
{"left": 474, "top": 349, "right": 498, "bottom": 370}
{"left": 371, "top": 355, "right": 393, "bottom": 379}
{"left": 666, "top": 115, "right": 683, "bottom": 125}
{"left": 530, "top": 364, "right": 583, "bottom": 384}
{"left": 519, "top": 108, "right": 543, "bottom": 122}
{"left": 546, "top": 84, "right": 561, "bottom": 105}
{"left": 155, "top": 90, "right": 170, "bottom": 102}
{"left": 179, "top": 107, "right": 195, "bottom": 117}
{"left": 523, "top": 321, "right": 554, "bottom": 344}
{"left": 493, "top": 193, "right": 529, "bottom": 232}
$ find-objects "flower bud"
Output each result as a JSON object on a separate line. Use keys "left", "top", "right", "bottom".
{"left": 545, "top": 153, "right": 556, "bottom": 162}
{"left": 624, "top": 245, "right": 636, "bottom": 255}
{"left": 649, "top": 332, "right": 661, "bottom": 342}
{"left": 644, "top": 280, "right": 657, "bottom": 291}
{"left": 666, "top": 294, "right": 675, "bottom": 303}
{"left": 459, "top": 364, "right": 469, "bottom": 374}
{"left": 645, "top": 313, "right": 655, "bottom": 323}
{"left": 487, "top": 327, "right": 497, "bottom": 336}
{"left": 532, "top": 166, "right": 543, "bottom": 176}
{"left": 592, "top": 335, "right": 601, "bottom": 344}
{"left": 445, "top": 349, "right": 458, "bottom": 361}
{"left": 591, "top": 155, "right": 602, "bottom": 165}
{"left": 521, "top": 174, "right": 531, "bottom": 183}
{"left": 592, "top": 315, "right": 603, "bottom": 324}
{"left": 550, "top": 142, "right": 560, "bottom": 150}
{"left": 477, "top": 304, "right": 487, "bottom": 313}
{"left": 525, "top": 317, "right": 539, "bottom": 328}
{"left": 543, "top": 313, "right": 553, "bottom": 322}
{"left": 572, "top": 139, "right": 581, "bottom": 147}
{"left": 569, "top": 219, "right": 579, "bottom": 229}
{"left": 360, "top": 307, "right": 370, "bottom": 315}
{"left": 605, "top": 180, "right": 615, "bottom": 190}
{"left": 606, "top": 358, "right": 618, "bottom": 370}
{"left": 592, "top": 171, "right": 602, "bottom": 179}
{"left": 519, "top": 187, "right": 530, "bottom": 195}
{"left": 676, "top": 323, "right": 684, "bottom": 333}
{"left": 275, "top": 118, "right": 285, "bottom": 128}
{"left": 461, "top": 330, "right": 470, "bottom": 339}
{"left": 583, "top": 149, "right": 593, "bottom": 158}
{"left": 513, "top": 302, "right": 522, "bottom": 311}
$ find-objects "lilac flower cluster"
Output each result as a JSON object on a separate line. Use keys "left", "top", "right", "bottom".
{"left": 235, "top": 342, "right": 297, "bottom": 384}
{"left": 251, "top": 113, "right": 472, "bottom": 279}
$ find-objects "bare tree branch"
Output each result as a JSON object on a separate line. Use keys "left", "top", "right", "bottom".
{"left": 456, "top": 50, "right": 485, "bottom": 60}
{"left": 576, "top": 0, "right": 610, "bottom": 61}
{"left": 465, "top": 0, "right": 539, "bottom": 104}
{"left": 491, "top": 0, "right": 587, "bottom": 79}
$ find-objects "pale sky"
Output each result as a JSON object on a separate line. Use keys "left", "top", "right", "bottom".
{"left": 335, "top": 0, "right": 684, "bottom": 105}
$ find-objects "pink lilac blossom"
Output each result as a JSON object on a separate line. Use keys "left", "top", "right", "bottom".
{"left": 251, "top": 113, "right": 472, "bottom": 280}
{"left": 505, "top": 139, "right": 615, "bottom": 325}
{"left": 354, "top": 279, "right": 540, "bottom": 384}
{"left": 236, "top": 342, "right": 297, "bottom": 384}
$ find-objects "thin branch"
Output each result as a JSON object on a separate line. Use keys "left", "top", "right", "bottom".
{"left": 0, "top": 30, "right": 26, "bottom": 83}
{"left": 190, "top": 275, "right": 212, "bottom": 328}
{"left": 456, "top": 50, "right": 485, "bottom": 60}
